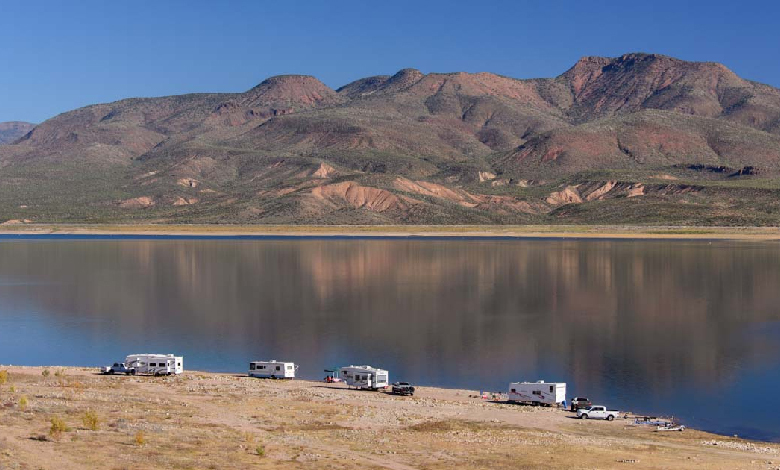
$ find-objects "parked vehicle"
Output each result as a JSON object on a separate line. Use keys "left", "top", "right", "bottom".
{"left": 338, "top": 365, "right": 389, "bottom": 391}
{"left": 124, "top": 354, "right": 183, "bottom": 376}
{"left": 248, "top": 360, "right": 297, "bottom": 379}
{"left": 570, "top": 397, "right": 592, "bottom": 411}
{"left": 507, "top": 381, "right": 566, "bottom": 406}
{"left": 577, "top": 406, "right": 620, "bottom": 421}
{"left": 391, "top": 382, "right": 415, "bottom": 396}
{"left": 100, "top": 362, "right": 136, "bottom": 375}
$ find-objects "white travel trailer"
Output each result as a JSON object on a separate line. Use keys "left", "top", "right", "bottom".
{"left": 125, "top": 354, "right": 183, "bottom": 376}
{"left": 248, "top": 360, "right": 297, "bottom": 379}
{"left": 338, "top": 365, "right": 389, "bottom": 390}
{"left": 507, "top": 380, "right": 566, "bottom": 406}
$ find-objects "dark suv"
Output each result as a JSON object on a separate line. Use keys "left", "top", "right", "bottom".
{"left": 391, "top": 382, "right": 416, "bottom": 396}
{"left": 570, "top": 397, "right": 591, "bottom": 411}
{"left": 101, "top": 363, "right": 136, "bottom": 375}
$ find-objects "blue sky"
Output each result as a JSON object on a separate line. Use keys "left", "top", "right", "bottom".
{"left": 1, "top": 0, "right": 779, "bottom": 123}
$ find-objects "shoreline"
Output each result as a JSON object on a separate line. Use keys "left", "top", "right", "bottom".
{"left": 1, "top": 223, "right": 780, "bottom": 241}
{"left": 0, "top": 365, "right": 769, "bottom": 443}
{"left": 0, "top": 365, "right": 777, "bottom": 469}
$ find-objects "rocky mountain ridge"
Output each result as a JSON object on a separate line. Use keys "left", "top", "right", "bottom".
{"left": 1, "top": 53, "right": 779, "bottom": 225}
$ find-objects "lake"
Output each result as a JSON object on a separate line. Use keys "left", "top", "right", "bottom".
{"left": 0, "top": 236, "right": 778, "bottom": 441}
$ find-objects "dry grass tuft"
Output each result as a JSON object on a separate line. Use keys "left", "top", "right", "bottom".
{"left": 82, "top": 410, "right": 99, "bottom": 431}
{"left": 49, "top": 416, "right": 71, "bottom": 440}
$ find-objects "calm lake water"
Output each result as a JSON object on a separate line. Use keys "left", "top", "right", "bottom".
{"left": 0, "top": 237, "right": 779, "bottom": 441}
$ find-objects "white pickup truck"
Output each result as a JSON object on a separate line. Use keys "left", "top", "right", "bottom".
{"left": 577, "top": 406, "right": 620, "bottom": 421}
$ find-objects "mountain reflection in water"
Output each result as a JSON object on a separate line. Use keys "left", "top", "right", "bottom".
{"left": 0, "top": 239, "right": 778, "bottom": 440}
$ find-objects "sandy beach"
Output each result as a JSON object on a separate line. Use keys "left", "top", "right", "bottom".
{"left": 0, "top": 366, "right": 778, "bottom": 469}
{"left": 1, "top": 224, "right": 780, "bottom": 240}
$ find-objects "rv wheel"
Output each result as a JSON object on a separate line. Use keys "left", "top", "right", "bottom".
{"left": 108, "top": 370, "right": 115, "bottom": 375}
{"left": 581, "top": 414, "right": 589, "bottom": 419}
{"left": 130, "top": 370, "right": 136, "bottom": 376}
{"left": 607, "top": 415, "right": 614, "bottom": 421}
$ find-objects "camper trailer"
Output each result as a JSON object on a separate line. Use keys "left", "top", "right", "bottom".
{"left": 248, "top": 360, "right": 297, "bottom": 379}
{"left": 338, "top": 365, "right": 389, "bottom": 390}
{"left": 507, "top": 380, "right": 566, "bottom": 406}
{"left": 125, "top": 354, "right": 183, "bottom": 376}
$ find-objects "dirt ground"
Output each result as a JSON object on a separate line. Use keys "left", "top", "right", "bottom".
{"left": 0, "top": 367, "right": 778, "bottom": 470}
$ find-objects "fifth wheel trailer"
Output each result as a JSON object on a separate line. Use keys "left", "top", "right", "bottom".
{"left": 125, "top": 354, "right": 183, "bottom": 376}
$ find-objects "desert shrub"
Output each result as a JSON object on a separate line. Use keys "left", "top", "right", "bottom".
{"left": 42, "top": 369, "right": 50, "bottom": 377}
{"left": 255, "top": 445, "right": 265, "bottom": 457}
{"left": 134, "top": 431, "right": 145, "bottom": 446}
{"left": 49, "top": 416, "right": 71, "bottom": 440}
{"left": 0, "top": 370, "right": 7, "bottom": 384}
{"left": 9, "top": 385, "right": 15, "bottom": 393}
{"left": 54, "top": 369, "right": 64, "bottom": 377}
{"left": 19, "top": 395, "right": 28, "bottom": 411}
{"left": 82, "top": 410, "right": 99, "bottom": 431}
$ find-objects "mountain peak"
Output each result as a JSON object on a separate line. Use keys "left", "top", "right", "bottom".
{"left": 381, "top": 68, "right": 425, "bottom": 92}
{"left": 243, "top": 74, "right": 341, "bottom": 107}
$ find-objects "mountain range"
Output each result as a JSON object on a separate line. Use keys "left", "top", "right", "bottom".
{"left": 2, "top": 52, "right": 780, "bottom": 225}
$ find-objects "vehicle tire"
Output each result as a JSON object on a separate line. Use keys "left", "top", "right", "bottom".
{"left": 130, "top": 370, "right": 136, "bottom": 376}
{"left": 607, "top": 415, "right": 614, "bottom": 421}
{"left": 109, "top": 370, "right": 115, "bottom": 375}
{"left": 581, "top": 414, "right": 588, "bottom": 419}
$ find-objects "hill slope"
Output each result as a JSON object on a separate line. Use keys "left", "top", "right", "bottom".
{"left": 2, "top": 53, "right": 780, "bottom": 225}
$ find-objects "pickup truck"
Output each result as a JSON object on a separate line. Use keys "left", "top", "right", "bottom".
{"left": 100, "top": 363, "right": 136, "bottom": 375}
{"left": 577, "top": 406, "right": 620, "bottom": 421}
{"left": 570, "top": 397, "right": 592, "bottom": 411}
{"left": 391, "top": 382, "right": 415, "bottom": 396}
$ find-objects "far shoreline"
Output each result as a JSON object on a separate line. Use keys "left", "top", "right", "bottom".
{"left": 0, "top": 223, "right": 779, "bottom": 241}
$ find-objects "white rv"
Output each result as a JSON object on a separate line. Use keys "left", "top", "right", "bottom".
{"left": 125, "top": 354, "right": 183, "bottom": 376}
{"left": 338, "top": 365, "right": 389, "bottom": 390}
{"left": 507, "top": 380, "right": 566, "bottom": 406}
{"left": 248, "top": 360, "right": 297, "bottom": 379}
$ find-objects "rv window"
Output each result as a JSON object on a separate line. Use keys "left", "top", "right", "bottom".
{"left": 511, "top": 389, "right": 516, "bottom": 393}
{"left": 151, "top": 363, "right": 157, "bottom": 367}
{"left": 177, "top": 363, "right": 181, "bottom": 367}
{"left": 287, "top": 365, "right": 293, "bottom": 370}
{"left": 250, "top": 364, "right": 255, "bottom": 370}
{"left": 532, "top": 390, "right": 542, "bottom": 395}
{"left": 276, "top": 366, "right": 281, "bottom": 371}
{"left": 549, "top": 386, "right": 553, "bottom": 393}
